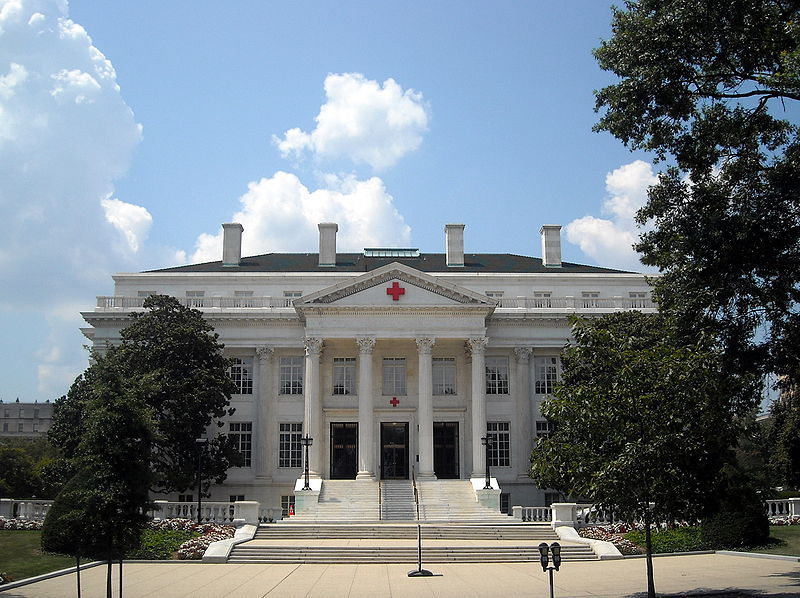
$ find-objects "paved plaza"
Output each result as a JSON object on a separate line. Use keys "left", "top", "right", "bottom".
{"left": 1, "top": 553, "right": 799, "bottom": 598}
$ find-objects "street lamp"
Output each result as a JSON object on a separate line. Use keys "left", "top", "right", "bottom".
{"left": 300, "top": 435, "right": 313, "bottom": 491}
{"left": 538, "top": 541, "right": 562, "bottom": 598}
{"left": 195, "top": 438, "right": 208, "bottom": 524}
{"left": 481, "top": 435, "right": 494, "bottom": 490}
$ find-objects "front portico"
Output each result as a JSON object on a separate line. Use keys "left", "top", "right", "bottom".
{"left": 294, "top": 262, "right": 496, "bottom": 484}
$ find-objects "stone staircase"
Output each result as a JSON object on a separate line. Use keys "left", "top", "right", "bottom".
{"left": 228, "top": 522, "right": 597, "bottom": 563}
{"left": 380, "top": 480, "right": 416, "bottom": 520}
{"left": 417, "top": 480, "right": 512, "bottom": 522}
{"left": 291, "top": 480, "right": 380, "bottom": 522}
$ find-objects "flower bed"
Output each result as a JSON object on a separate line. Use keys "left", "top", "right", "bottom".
{"left": 578, "top": 526, "right": 643, "bottom": 555}
{"left": 148, "top": 518, "right": 235, "bottom": 559}
{"left": 0, "top": 518, "right": 43, "bottom": 530}
{"left": 769, "top": 516, "right": 800, "bottom": 526}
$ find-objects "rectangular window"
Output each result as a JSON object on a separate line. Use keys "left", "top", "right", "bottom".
{"left": 279, "top": 423, "right": 303, "bottom": 468}
{"left": 432, "top": 358, "right": 456, "bottom": 395}
{"left": 332, "top": 357, "right": 356, "bottom": 395}
{"left": 581, "top": 291, "right": 600, "bottom": 308}
{"left": 177, "top": 494, "right": 193, "bottom": 503}
{"left": 487, "top": 422, "right": 511, "bottom": 467}
{"left": 186, "top": 290, "right": 205, "bottom": 308}
{"left": 137, "top": 290, "right": 157, "bottom": 298}
{"left": 229, "top": 495, "right": 245, "bottom": 502}
{"left": 485, "top": 291, "right": 504, "bottom": 298}
{"left": 3, "top": 409, "right": 8, "bottom": 417}
{"left": 280, "top": 356, "right": 304, "bottom": 395}
{"left": 485, "top": 356, "right": 509, "bottom": 395}
{"left": 534, "top": 356, "right": 559, "bottom": 395}
{"left": 229, "top": 357, "right": 254, "bottom": 395}
{"left": 533, "top": 291, "right": 552, "bottom": 308}
{"left": 536, "top": 420, "right": 556, "bottom": 439}
{"left": 229, "top": 422, "right": 252, "bottom": 467}
{"left": 629, "top": 291, "right": 647, "bottom": 308}
{"left": 2, "top": 423, "right": 7, "bottom": 432}
{"left": 33, "top": 408, "right": 39, "bottom": 419}
{"left": 32, "top": 423, "right": 39, "bottom": 433}
{"left": 233, "top": 290, "right": 255, "bottom": 307}
{"left": 283, "top": 291, "right": 302, "bottom": 307}
{"left": 18, "top": 409, "right": 24, "bottom": 418}
{"left": 281, "top": 495, "right": 296, "bottom": 517}
{"left": 17, "top": 423, "right": 23, "bottom": 432}
{"left": 382, "top": 358, "right": 407, "bottom": 395}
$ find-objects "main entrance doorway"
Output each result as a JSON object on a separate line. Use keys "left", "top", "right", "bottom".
{"left": 434, "top": 421, "right": 459, "bottom": 479}
{"left": 380, "top": 422, "right": 409, "bottom": 480}
{"left": 330, "top": 422, "right": 358, "bottom": 479}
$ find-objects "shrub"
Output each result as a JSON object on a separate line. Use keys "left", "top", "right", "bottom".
{"left": 701, "top": 511, "right": 769, "bottom": 549}
{"left": 126, "top": 529, "right": 198, "bottom": 560}
{"left": 625, "top": 527, "right": 705, "bottom": 553}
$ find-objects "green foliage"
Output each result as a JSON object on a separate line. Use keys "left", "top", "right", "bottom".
{"left": 531, "top": 312, "right": 751, "bottom": 524}
{"left": 626, "top": 527, "right": 705, "bottom": 553}
{"left": 768, "top": 397, "right": 800, "bottom": 488}
{"left": 42, "top": 358, "right": 155, "bottom": 562}
{"left": 125, "top": 529, "right": 198, "bottom": 560}
{"left": 49, "top": 295, "right": 239, "bottom": 495}
{"left": 700, "top": 467, "right": 770, "bottom": 548}
{"left": 593, "top": 0, "right": 800, "bottom": 397}
{"left": 0, "top": 437, "right": 62, "bottom": 499}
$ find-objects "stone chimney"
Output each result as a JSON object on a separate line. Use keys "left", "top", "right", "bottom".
{"left": 445, "top": 223, "right": 465, "bottom": 267}
{"left": 318, "top": 222, "right": 338, "bottom": 267}
{"left": 222, "top": 223, "right": 244, "bottom": 267}
{"left": 540, "top": 225, "right": 562, "bottom": 268}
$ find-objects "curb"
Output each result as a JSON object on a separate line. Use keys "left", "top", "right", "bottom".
{"left": 715, "top": 550, "right": 800, "bottom": 562}
{"left": 0, "top": 561, "right": 103, "bottom": 592}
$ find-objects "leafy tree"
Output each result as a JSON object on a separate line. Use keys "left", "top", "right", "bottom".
{"left": 530, "top": 312, "right": 755, "bottom": 598}
{"left": 594, "top": 0, "right": 800, "bottom": 394}
{"left": 768, "top": 393, "right": 800, "bottom": 488}
{"left": 0, "top": 448, "right": 36, "bottom": 498}
{"left": 49, "top": 295, "right": 239, "bottom": 495}
{"left": 43, "top": 357, "right": 154, "bottom": 598}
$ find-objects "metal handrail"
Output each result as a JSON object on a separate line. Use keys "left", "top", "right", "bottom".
{"left": 378, "top": 479, "right": 382, "bottom": 521}
{"left": 411, "top": 469, "right": 420, "bottom": 521}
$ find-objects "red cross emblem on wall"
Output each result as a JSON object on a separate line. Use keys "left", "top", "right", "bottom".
{"left": 389, "top": 397, "right": 400, "bottom": 407}
{"left": 386, "top": 281, "right": 405, "bottom": 301}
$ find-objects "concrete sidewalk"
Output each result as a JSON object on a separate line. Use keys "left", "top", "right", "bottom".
{"left": 1, "top": 553, "right": 798, "bottom": 598}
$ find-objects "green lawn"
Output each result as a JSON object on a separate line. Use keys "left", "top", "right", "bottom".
{"left": 0, "top": 530, "right": 77, "bottom": 584}
{"left": 748, "top": 525, "right": 800, "bottom": 557}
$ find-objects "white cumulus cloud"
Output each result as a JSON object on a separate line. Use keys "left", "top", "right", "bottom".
{"left": 0, "top": 0, "right": 144, "bottom": 398}
{"left": 191, "top": 171, "right": 411, "bottom": 264}
{"left": 274, "top": 72, "right": 430, "bottom": 171}
{"left": 565, "top": 160, "right": 658, "bottom": 271}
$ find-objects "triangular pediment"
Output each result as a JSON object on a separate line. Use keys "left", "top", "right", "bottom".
{"left": 294, "top": 262, "right": 496, "bottom": 308}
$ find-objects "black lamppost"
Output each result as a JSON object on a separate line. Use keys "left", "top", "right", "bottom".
{"left": 195, "top": 438, "right": 208, "bottom": 524}
{"left": 301, "top": 435, "right": 313, "bottom": 491}
{"left": 538, "top": 541, "right": 562, "bottom": 598}
{"left": 481, "top": 435, "right": 494, "bottom": 489}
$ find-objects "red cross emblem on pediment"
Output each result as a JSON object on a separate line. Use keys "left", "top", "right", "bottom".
{"left": 389, "top": 397, "right": 400, "bottom": 407}
{"left": 386, "top": 281, "right": 405, "bottom": 301}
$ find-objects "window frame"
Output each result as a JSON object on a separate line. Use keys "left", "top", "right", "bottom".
{"left": 279, "top": 356, "right": 304, "bottom": 395}
{"left": 228, "top": 357, "right": 254, "bottom": 395}
{"left": 432, "top": 357, "right": 456, "bottom": 395}
{"left": 332, "top": 357, "right": 356, "bottom": 395}
{"left": 485, "top": 356, "right": 509, "bottom": 395}
{"left": 486, "top": 421, "right": 511, "bottom": 467}
{"left": 229, "top": 422, "right": 253, "bottom": 467}
{"left": 534, "top": 356, "right": 560, "bottom": 395}
{"left": 278, "top": 422, "right": 303, "bottom": 468}
{"left": 382, "top": 357, "right": 407, "bottom": 396}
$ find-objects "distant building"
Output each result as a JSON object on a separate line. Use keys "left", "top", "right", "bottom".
{"left": 0, "top": 400, "right": 54, "bottom": 437}
{"left": 81, "top": 222, "right": 656, "bottom": 513}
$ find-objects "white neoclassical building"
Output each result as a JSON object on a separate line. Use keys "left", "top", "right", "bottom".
{"left": 81, "top": 223, "right": 655, "bottom": 515}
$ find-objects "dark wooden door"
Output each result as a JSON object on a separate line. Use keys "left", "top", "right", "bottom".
{"left": 380, "top": 422, "right": 409, "bottom": 479}
{"left": 434, "top": 421, "right": 459, "bottom": 479}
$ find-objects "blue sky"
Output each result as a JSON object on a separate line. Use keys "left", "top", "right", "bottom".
{"left": 1, "top": 0, "right": 658, "bottom": 401}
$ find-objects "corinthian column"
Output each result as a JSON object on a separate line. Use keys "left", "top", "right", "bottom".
{"left": 514, "top": 347, "right": 533, "bottom": 481}
{"left": 255, "top": 346, "right": 274, "bottom": 479}
{"left": 468, "top": 337, "right": 489, "bottom": 479}
{"left": 356, "top": 337, "right": 376, "bottom": 480}
{"left": 416, "top": 337, "right": 436, "bottom": 479}
{"left": 303, "top": 337, "right": 324, "bottom": 478}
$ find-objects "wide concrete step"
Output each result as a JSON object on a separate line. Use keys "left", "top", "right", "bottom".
{"left": 256, "top": 523, "right": 558, "bottom": 540}
{"left": 228, "top": 545, "right": 596, "bottom": 563}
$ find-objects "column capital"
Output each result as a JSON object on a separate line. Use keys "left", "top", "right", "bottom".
{"left": 356, "top": 336, "right": 377, "bottom": 354}
{"left": 304, "top": 337, "right": 324, "bottom": 356}
{"left": 255, "top": 346, "right": 274, "bottom": 361}
{"left": 415, "top": 337, "right": 435, "bottom": 354}
{"left": 513, "top": 347, "right": 533, "bottom": 363}
{"left": 467, "top": 337, "right": 488, "bottom": 355}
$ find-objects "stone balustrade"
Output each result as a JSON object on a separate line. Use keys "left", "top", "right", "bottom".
{"left": 511, "top": 506, "right": 551, "bottom": 522}
{"left": 766, "top": 498, "right": 800, "bottom": 517}
{"left": 96, "top": 294, "right": 655, "bottom": 312}
{"left": 0, "top": 498, "right": 53, "bottom": 521}
{"left": 150, "top": 500, "right": 261, "bottom": 525}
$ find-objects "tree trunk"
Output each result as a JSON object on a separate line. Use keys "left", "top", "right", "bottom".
{"left": 106, "top": 559, "right": 112, "bottom": 598}
{"left": 119, "top": 558, "right": 123, "bottom": 598}
{"left": 75, "top": 554, "right": 81, "bottom": 598}
{"left": 644, "top": 507, "right": 656, "bottom": 598}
